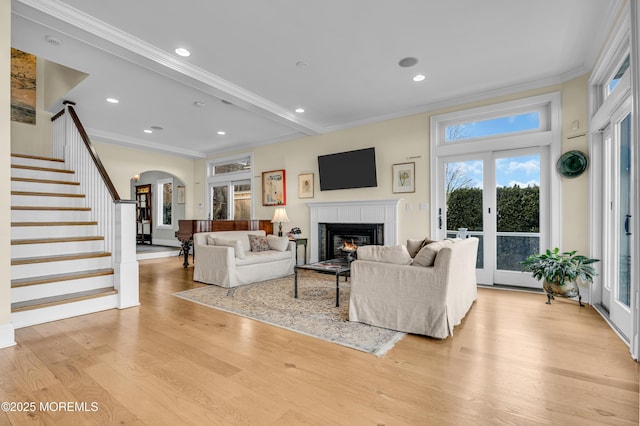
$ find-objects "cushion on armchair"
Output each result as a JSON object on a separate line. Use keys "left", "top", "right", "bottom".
{"left": 356, "top": 245, "right": 413, "bottom": 265}
{"left": 412, "top": 239, "right": 454, "bottom": 267}
{"left": 267, "top": 235, "right": 290, "bottom": 251}
{"left": 406, "top": 237, "right": 437, "bottom": 258}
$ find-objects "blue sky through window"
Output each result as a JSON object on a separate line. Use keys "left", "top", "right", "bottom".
{"left": 446, "top": 112, "right": 540, "bottom": 142}
{"left": 452, "top": 154, "right": 540, "bottom": 190}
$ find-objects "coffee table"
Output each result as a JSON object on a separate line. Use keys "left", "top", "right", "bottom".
{"left": 294, "top": 259, "right": 351, "bottom": 307}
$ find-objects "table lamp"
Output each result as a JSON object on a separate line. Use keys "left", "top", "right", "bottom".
{"left": 271, "top": 208, "right": 289, "bottom": 236}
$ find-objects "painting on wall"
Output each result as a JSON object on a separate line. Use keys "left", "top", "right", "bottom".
{"left": 298, "top": 173, "right": 314, "bottom": 198}
{"left": 392, "top": 162, "right": 415, "bottom": 193}
{"left": 262, "top": 169, "right": 286, "bottom": 206}
{"left": 11, "top": 48, "right": 37, "bottom": 125}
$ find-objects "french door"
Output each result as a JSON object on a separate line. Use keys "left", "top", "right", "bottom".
{"left": 209, "top": 179, "right": 251, "bottom": 220}
{"left": 601, "top": 103, "right": 633, "bottom": 340}
{"left": 438, "top": 147, "right": 548, "bottom": 287}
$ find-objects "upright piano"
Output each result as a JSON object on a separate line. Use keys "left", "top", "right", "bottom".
{"left": 175, "top": 219, "right": 274, "bottom": 267}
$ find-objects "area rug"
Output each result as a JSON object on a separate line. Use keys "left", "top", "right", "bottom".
{"left": 173, "top": 271, "right": 404, "bottom": 356}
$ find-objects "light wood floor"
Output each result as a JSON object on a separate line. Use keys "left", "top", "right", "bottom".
{"left": 1, "top": 258, "right": 638, "bottom": 425}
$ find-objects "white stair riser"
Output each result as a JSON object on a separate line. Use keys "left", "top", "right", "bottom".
{"left": 11, "top": 168, "right": 76, "bottom": 182}
{"left": 11, "top": 256, "right": 112, "bottom": 280}
{"left": 12, "top": 240, "right": 105, "bottom": 258}
{"left": 11, "top": 157, "right": 66, "bottom": 169}
{"left": 11, "top": 225, "right": 98, "bottom": 239}
{"left": 11, "top": 294, "right": 118, "bottom": 329}
{"left": 11, "top": 209, "right": 92, "bottom": 222}
{"left": 12, "top": 274, "right": 114, "bottom": 303}
{"left": 12, "top": 180, "right": 81, "bottom": 194}
{"left": 11, "top": 195, "right": 86, "bottom": 208}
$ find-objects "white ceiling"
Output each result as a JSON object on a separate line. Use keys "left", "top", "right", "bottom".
{"left": 11, "top": 0, "right": 622, "bottom": 159}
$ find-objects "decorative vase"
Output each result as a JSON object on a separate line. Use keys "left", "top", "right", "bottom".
{"left": 543, "top": 279, "right": 583, "bottom": 306}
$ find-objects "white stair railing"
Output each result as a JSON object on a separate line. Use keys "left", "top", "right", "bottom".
{"left": 52, "top": 101, "right": 139, "bottom": 309}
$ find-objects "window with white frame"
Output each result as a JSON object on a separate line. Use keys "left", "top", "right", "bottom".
{"left": 157, "top": 178, "right": 173, "bottom": 228}
{"left": 206, "top": 154, "right": 253, "bottom": 220}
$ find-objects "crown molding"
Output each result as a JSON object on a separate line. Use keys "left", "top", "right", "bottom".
{"left": 15, "top": 0, "right": 323, "bottom": 136}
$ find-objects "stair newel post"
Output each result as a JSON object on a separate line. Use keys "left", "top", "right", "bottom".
{"left": 114, "top": 200, "right": 140, "bottom": 308}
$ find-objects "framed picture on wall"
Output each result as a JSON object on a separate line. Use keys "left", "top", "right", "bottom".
{"left": 298, "top": 173, "right": 314, "bottom": 198}
{"left": 262, "top": 169, "right": 286, "bottom": 206}
{"left": 177, "top": 185, "right": 185, "bottom": 204}
{"left": 392, "top": 162, "right": 415, "bottom": 193}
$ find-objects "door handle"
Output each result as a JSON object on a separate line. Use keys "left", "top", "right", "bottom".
{"left": 624, "top": 214, "right": 632, "bottom": 236}
{"left": 438, "top": 208, "right": 442, "bottom": 230}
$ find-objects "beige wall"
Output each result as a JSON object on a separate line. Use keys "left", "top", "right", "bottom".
{"left": 207, "top": 76, "right": 590, "bottom": 254}
{"left": 10, "top": 57, "right": 54, "bottom": 157}
{"left": 92, "top": 141, "right": 198, "bottom": 219}
{"left": 1, "top": 0, "right": 13, "bottom": 338}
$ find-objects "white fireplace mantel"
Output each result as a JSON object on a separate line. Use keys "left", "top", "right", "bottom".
{"left": 307, "top": 199, "right": 401, "bottom": 262}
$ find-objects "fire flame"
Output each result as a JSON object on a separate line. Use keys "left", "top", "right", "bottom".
{"left": 342, "top": 239, "right": 357, "bottom": 252}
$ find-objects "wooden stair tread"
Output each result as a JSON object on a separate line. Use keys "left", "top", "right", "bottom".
{"left": 11, "top": 153, "right": 64, "bottom": 162}
{"left": 11, "top": 164, "right": 74, "bottom": 174}
{"left": 11, "top": 191, "right": 85, "bottom": 198}
{"left": 12, "top": 236, "right": 104, "bottom": 245}
{"left": 12, "top": 206, "right": 91, "bottom": 211}
{"left": 12, "top": 252, "right": 111, "bottom": 265}
{"left": 12, "top": 221, "right": 98, "bottom": 226}
{"left": 11, "top": 287, "right": 118, "bottom": 312}
{"left": 12, "top": 177, "right": 80, "bottom": 186}
{"left": 11, "top": 268, "right": 114, "bottom": 288}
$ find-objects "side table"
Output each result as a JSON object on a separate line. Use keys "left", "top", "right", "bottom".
{"left": 290, "top": 238, "right": 308, "bottom": 265}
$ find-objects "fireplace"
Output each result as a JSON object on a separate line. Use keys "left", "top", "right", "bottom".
{"left": 319, "top": 223, "right": 384, "bottom": 260}
{"left": 307, "top": 199, "right": 400, "bottom": 262}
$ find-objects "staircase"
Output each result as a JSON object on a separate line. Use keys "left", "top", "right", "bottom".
{"left": 10, "top": 153, "right": 118, "bottom": 328}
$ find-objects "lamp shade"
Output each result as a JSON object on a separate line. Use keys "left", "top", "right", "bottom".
{"left": 271, "top": 208, "right": 290, "bottom": 223}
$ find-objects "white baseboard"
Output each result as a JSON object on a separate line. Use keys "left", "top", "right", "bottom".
{"left": 0, "top": 322, "right": 16, "bottom": 348}
{"left": 152, "top": 239, "right": 181, "bottom": 247}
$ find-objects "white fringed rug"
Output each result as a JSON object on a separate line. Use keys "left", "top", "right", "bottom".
{"left": 173, "top": 271, "right": 404, "bottom": 357}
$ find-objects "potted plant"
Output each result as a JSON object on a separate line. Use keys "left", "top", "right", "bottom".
{"left": 521, "top": 248, "right": 599, "bottom": 306}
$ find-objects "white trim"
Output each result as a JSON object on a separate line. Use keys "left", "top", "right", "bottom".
{"left": 149, "top": 238, "right": 181, "bottom": 248}
{"left": 88, "top": 128, "right": 206, "bottom": 159}
{"left": 0, "top": 323, "right": 16, "bottom": 349}
{"left": 307, "top": 199, "right": 401, "bottom": 263}
{"left": 630, "top": 0, "right": 640, "bottom": 361}
{"left": 430, "top": 92, "right": 562, "bottom": 250}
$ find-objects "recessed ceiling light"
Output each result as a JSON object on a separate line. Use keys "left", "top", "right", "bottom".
{"left": 144, "top": 129, "right": 153, "bottom": 134}
{"left": 193, "top": 101, "right": 206, "bottom": 107}
{"left": 398, "top": 57, "right": 418, "bottom": 68}
{"left": 296, "top": 61, "right": 308, "bottom": 69}
{"left": 412, "top": 74, "right": 426, "bottom": 82}
{"left": 106, "top": 97, "right": 119, "bottom": 104}
{"left": 217, "top": 131, "right": 226, "bottom": 136}
{"left": 295, "top": 108, "right": 305, "bottom": 113}
{"left": 175, "top": 47, "right": 191, "bottom": 57}
{"left": 150, "top": 126, "right": 163, "bottom": 131}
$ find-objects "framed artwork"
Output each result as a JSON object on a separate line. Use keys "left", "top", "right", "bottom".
{"left": 11, "top": 48, "right": 37, "bottom": 125}
{"left": 262, "top": 169, "right": 286, "bottom": 206}
{"left": 177, "top": 185, "right": 185, "bottom": 204}
{"left": 392, "top": 162, "right": 415, "bottom": 193}
{"left": 298, "top": 173, "right": 314, "bottom": 198}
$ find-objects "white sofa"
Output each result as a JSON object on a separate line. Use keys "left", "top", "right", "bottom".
{"left": 193, "top": 230, "right": 295, "bottom": 287}
{"left": 349, "top": 237, "right": 479, "bottom": 338}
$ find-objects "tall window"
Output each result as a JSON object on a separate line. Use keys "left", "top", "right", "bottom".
{"left": 207, "top": 154, "right": 253, "bottom": 220}
{"left": 157, "top": 178, "right": 173, "bottom": 227}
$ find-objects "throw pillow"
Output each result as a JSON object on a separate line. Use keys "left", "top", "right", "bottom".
{"left": 213, "top": 237, "right": 246, "bottom": 259}
{"left": 267, "top": 235, "right": 289, "bottom": 251}
{"left": 412, "top": 240, "right": 454, "bottom": 267}
{"left": 356, "top": 245, "right": 413, "bottom": 265}
{"left": 248, "top": 234, "right": 270, "bottom": 252}
{"left": 406, "top": 237, "right": 437, "bottom": 258}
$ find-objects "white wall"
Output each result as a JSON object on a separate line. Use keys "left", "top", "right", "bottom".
{"left": 1, "top": 0, "right": 15, "bottom": 347}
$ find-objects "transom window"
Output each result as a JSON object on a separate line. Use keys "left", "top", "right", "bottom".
{"left": 607, "top": 54, "right": 630, "bottom": 95}
{"left": 445, "top": 111, "right": 541, "bottom": 142}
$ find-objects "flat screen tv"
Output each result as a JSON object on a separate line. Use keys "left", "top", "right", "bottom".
{"left": 318, "top": 147, "right": 377, "bottom": 191}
